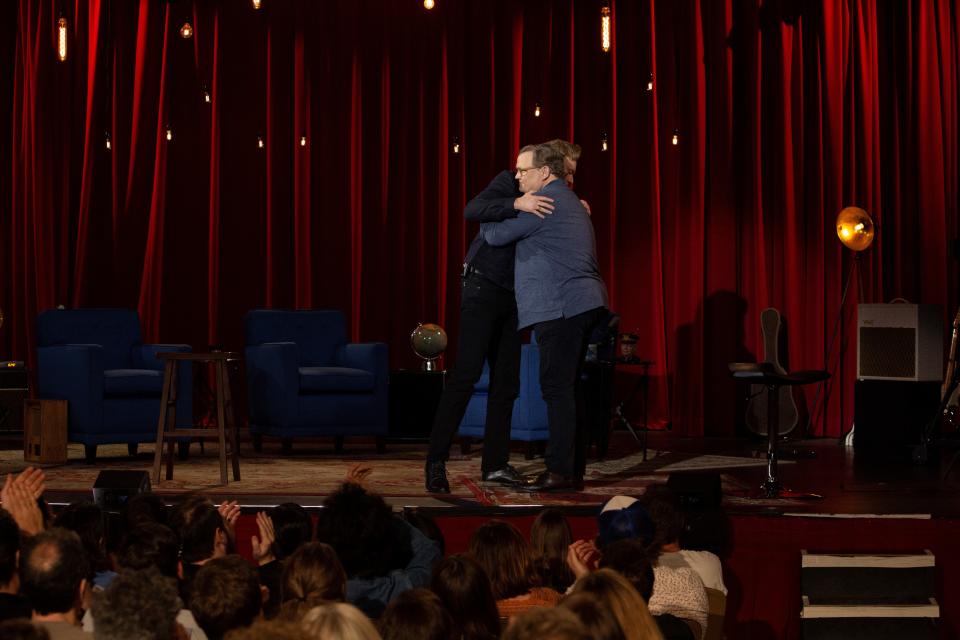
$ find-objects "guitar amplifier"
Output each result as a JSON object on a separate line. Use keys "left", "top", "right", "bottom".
{"left": 0, "top": 365, "right": 28, "bottom": 431}
{"left": 857, "top": 304, "right": 942, "bottom": 382}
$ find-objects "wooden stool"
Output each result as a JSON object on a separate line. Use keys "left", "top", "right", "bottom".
{"left": 152, "top": 352, "right": 240, "bottom": 485}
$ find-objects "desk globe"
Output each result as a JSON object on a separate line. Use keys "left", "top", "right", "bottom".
{"left": 410, "top": 323, "right": 447, "bottom": 371}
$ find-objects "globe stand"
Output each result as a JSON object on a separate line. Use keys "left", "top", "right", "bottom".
{"left": 422, "top": 357, "right": 440, "bottom": 372}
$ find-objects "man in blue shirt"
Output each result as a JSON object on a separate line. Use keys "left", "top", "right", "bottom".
{"left": 482, "top": 143, "right": 609, "bottom": 492}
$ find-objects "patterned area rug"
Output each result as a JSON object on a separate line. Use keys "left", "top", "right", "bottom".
{"left": 0, "top": 441, "right": 782, "bottom": 506}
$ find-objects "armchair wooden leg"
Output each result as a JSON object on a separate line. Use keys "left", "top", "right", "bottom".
{"left": 281, "top": 439, "right": 293, "bottom": 455}
{"left": 84, "top": 445, "right": 97, "bottom": 464}
{"left": 127, "top": 443, "right": 138, "bottom": 457}
{"left": 334, "top": 436, "right": 344, "bottom": 453}
{"left": 376, "top": 437, "right": 386, "bottom": 454}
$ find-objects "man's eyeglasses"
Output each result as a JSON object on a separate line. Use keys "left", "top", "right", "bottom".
{"left": 515, "top": 166, "right": 538, "bottom": 177}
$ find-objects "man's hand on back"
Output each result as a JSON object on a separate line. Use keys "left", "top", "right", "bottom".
{"left": 514, "top": 193, "right": 555, "bottom": 219}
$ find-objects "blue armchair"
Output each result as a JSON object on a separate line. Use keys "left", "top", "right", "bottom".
{"left": 244, "top": 310, "right": 388, "bottom": 452}
{"left": 457, "top": 342, "right": 549, "bottom": 456}
{"left": 37, "top": 309, "right": 193, "bottom": 463}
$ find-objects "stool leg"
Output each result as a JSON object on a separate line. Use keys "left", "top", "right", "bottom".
{"left": 221, "top": 362, "right": 241, "bottom": 481}
{"left": 763, "top": 383, "right": 781, "bottom": 497}
{"left": 215, "top": 362, "right": 228, "bottom": 485}
{"left": 165, "top": 363, "right": 180, "bottom": 481}
{"left": 153, "top": 362, "right": 175, "bottom": 484}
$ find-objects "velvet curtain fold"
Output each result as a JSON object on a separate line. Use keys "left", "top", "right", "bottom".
{"left": 2, "top": 0, "right": 957, "bottom": 438}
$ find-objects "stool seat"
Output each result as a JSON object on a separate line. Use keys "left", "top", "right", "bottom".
{"left": 152, "top": 352, "right": 241, "bottom": 485}
{"left": 729, "top": 363, "right": 830, "bottom": 386}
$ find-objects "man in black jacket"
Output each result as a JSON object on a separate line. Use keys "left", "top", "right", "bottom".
{"left": 425, "top": 140, "right": 583, "bottom": 493}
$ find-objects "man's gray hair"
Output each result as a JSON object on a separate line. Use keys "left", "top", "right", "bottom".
{"left": 91, "top": 568, "right": 181, "bottom": 640}
{"left": 524, "top": 143, "right": 566, "bottom": 179}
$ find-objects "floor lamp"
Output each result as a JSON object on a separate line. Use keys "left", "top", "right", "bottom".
{"left": 807, "top": 207, "right": 876, "bottom": 439}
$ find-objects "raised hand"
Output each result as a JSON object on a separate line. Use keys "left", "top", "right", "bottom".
{"left": 1, "top": 473, "right": 44, "bottom": 536}
{"left": 250, "top": 511, "right": 277, "bottom": 566}
{"left": 566, "top": 538, "right": 601, "bottom": 579}
{"left": 218, "top": 500, "right": 241, "bottom": 542}
{"left": 345, "top": 463, "right": 373, "bottom": 488}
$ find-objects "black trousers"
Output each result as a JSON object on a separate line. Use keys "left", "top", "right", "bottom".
{"left": 427, "top": 273, "right": 521, "bottom": 471}
{"left": 534, "top": 306, "right": 606, "bottom": 477}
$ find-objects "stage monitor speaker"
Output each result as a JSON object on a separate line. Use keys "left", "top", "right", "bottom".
{"left": 92, "top": 470, "right": 151, "bottom": 511}
{"left": 853, "top": 380, "right": 940, "bottom": 462}
{"left": 858, "top": 304, "right": 942, "bottom": 381}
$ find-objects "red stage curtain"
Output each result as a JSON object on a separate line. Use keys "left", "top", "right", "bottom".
{"left": 1, "top": 0, "right": 957, "bottom": 437}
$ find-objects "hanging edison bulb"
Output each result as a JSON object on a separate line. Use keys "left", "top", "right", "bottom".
{"left": 424, "top": 0, "right": 435, "bottom": 9}
{"left": 202, "top": 86, "right": 211, "bottom": 103}
{"left": 647, "top": 73, "right": 654, "bottom": 92}
{"left": 57, "top": 16, "right": 68, "bottom": 61}
{"left": 299, "top": 133, "right": 307, "bottom": 147}
{"left": 257, "top": 135, "right": 265, "bottom": 149}
{"left": 601, "top": 133, "right": 609, "bottom": 152}
{"left": 671, "top": 128, "right": 679, "bottom": 145}
{"left": 180, "top": 19, "right": 193, "bottom": 39}
{"left": 600, "top": 5, "right": 611, "bottom": 53}
{"left": 452, "top": 136, "right": 460, "bottom": 154}
{"left": 104, "top": 132, "right": 111, "bottom": 150}
{"left": 534, "top": 103, "right": 541, "bottom": 117}
{"left": 165, "top": 124, "right": 173, "bottom": 141}
{"left": 251, "top": 0, "right": 262, "bottom": 9}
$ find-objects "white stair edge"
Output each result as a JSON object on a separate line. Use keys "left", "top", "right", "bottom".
{"left": 801, "top": 596, "right": 939, "bottom": 619}
{"left": 801, "top": 549, "right": 934, "bottom": 568}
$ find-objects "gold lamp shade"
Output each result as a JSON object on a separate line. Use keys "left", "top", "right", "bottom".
{"left": 836, "top": 206, "right": 875, "bottom": 251}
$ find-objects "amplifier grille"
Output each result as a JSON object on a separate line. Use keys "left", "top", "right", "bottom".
{"left": 859, "top": 327, "right": 916, "bottom": 378}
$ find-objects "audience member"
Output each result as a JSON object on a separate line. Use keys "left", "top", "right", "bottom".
{"left": 20, "top": 528, "right": 91, "bottom": 639}
{"left": 644, "top": 492, "right": 726, "bottom": 594}
{"left": 121, "top": 492, "right": 170, "bottom": 530}
{"left": 469, "top": 520, "right": 561, "bottom": 619}
{"left": 501, "top": 607, "right": 588, "bottom": 640}
{"left": 0, "top": 619, "right": 52, "bottom": 640}
{"left": 0, "top": 509, "right": 30, "bottom": 622}
{"left": 558, "top": 592, "right": 625, "bottom": 640}
{"left": 89, "top": 568, "right": 180, "bottom": 640}
{"left": 530, "top": 509, "right": 575, "bottom": 592}
{"left": 300, "top": 602, "right": 381, "bottom": 640}
{"left": 377, "top": 588, "right": 452, "bottom": 640}
{"left": 1, "top": 469, "right": 46, "bottom": 538}
{"left": 429, "top": 554, "right": 500, "bottom": 640}
{"left": 53, "top": 502, "right": 115, "bottom": 590}
{"left": 189, "top": 555, "right": 262, "bottom": 640}
{"left": 258, "top": 503, "right": 313, "bottom": 618}
{"left": 170, "top": 496, "right": 232, "bottom": 599}
{"left": 223, "top": 618, "right": 308, "bottom": 640}
{"left": 401, "top": 510, "right": 445, "bottom": 558}
{"left": 278, "top": 542, "right": 347, "bottom": 622}
{"left": 568, "top": 569, "right": 663, "bottom": 640}
{"left": 316, "top": 483, "right": 440, "bottom": 618}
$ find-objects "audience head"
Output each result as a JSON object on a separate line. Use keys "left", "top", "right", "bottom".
{"left": 644, "top": 491, "right": 685, "bottom": 551}
{"left": 117, "top": 521, "right": 180, "bottom": 578}
{"left": 402, "top": 510, "right": 445, "bottom": 557}
{"left": 270, "top": 503, "right": 314, "bottom": 560}
{"left": 377, "top": 588, "right": 452, "bottom": 640}
{"left": 171, "top": 494, "right": 228, "bottom": 564}
{"left": 544, "top": 139, "right": 582, "bottom": 186}
{"left": 53, "top": 500, "right": 109, "bottom": 573}
{"left": 189, "top": 555, "right": 263, "bottom": 640}
{"left": 430, "top": 554, "right": 500, "bottom": 640}
{"left": 20, "top": 527, "right": 90, "bottom": 617}
{"left": 559, "top": 592, "right": 626, "bottom": 640}
{"left": 468, "top": 519, "right": 538, "bottom": 600}
{"left": 598, "top": 538, "right": 655, "bottom": 601}
{"left": 91, "top": 568, "right": 181, "bottom": 640}
{"left": 502, "top": 607, "right": 589, "bottom": 640}
{"left": 0, "top": 509, "right": 21, "bottom": 588}
{"left": 0, "top": 620, "right": 51, "bottom": 640}
{"left": 569, "top": 569, "right": 663, "bottom": 640}
{"left": 530, "top": 508, "right": 575, "bottom": 591}
{"left": 597, "top": 496, "right": 655, "bottom": 550}
{"left": 315, "top": 483, "right": 405, "bottom": 579}
{"left": 301, "top": 602, "right": 382, "bottom": 640}
{"left": 279, "top": 542, "right": 347, "bottom": 621}
{"left": 122, "top": 492, "right": 170, "bottom": 529}
{"left": 224, "top": 619, "right": 309, "bottom": 640}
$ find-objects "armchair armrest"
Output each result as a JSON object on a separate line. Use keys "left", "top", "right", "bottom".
{"left": 133, "top": 343, "right": 192, "bottom": 370}
{"left": 37, "top": 344, "right": 105, "bottom": 432}
{"left": 336, "top": 342, "right": 389, "bottom": 380}
{"left": 245, "top": 342, "right": 300, "bottom": 428}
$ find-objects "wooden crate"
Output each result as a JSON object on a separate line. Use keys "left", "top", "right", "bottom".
{"left": 23, "top": 400, "right": 67, "bottom": 464}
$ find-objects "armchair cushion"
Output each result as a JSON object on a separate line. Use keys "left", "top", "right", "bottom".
{"left": 103, "top": 369, "right": 164, "bottom": 396}
{"left": 245, "top": 310, "right": 347, "bottom": 366}
{"left": 299, "top": 367, "right": 376, "bottom": 393}
{"left": 38, "top": 309, "right": 143, "bottom": 370}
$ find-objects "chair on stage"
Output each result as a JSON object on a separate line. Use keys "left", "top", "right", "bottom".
{"left": 457, "top": 341, "right": 550, "bottom": 457}
{"left": 36, "top": 308, "right": 193, "bottom": 463}
{"left": 244, "top": 310, "right": 389, "bottom": 453}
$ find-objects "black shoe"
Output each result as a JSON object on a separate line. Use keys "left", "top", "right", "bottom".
{"left": 522, "top": 471, "right": 577, "bottom": 492}
{"left": 425, "top": 460, "right": 450, "bottom": 494}
{"left": 481, "top": 464, "right": 523, "bottom": 485}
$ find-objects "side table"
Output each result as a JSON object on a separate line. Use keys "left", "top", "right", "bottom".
{"left": 152, "top": 352, "right": 240, "bottom": 485}
{"left": 389, "top": 370, "right": 446, "bottom": 440}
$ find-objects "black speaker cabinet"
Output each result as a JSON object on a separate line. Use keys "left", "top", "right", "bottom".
{"left": 854, "top": 380, "right": 940, "bottom": 462}
{"left": 92, "top": 470, "right": 151, "bottom": 511}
